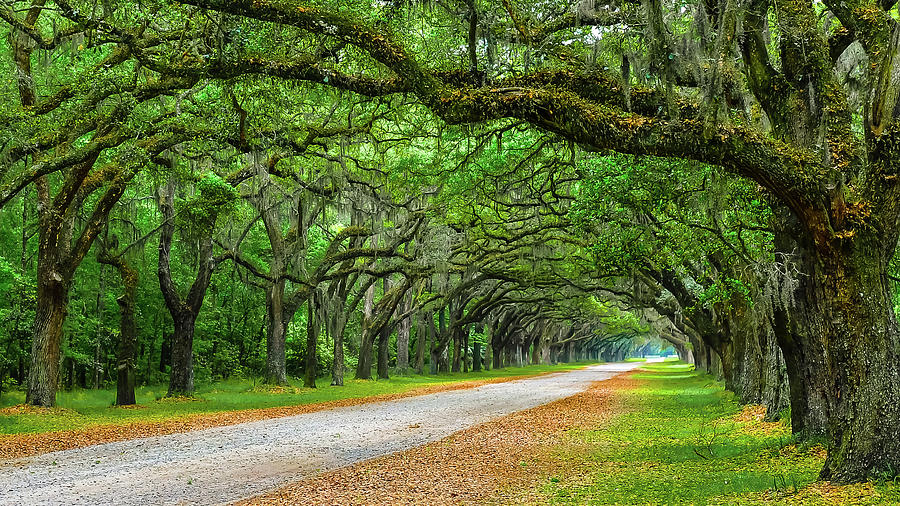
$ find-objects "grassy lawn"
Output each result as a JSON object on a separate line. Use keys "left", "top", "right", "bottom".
{"left": 0, "top": 363, "right": 593, "bottom": 435}
{"left": 543, "top": 361, "right": 900, "bottom": 505}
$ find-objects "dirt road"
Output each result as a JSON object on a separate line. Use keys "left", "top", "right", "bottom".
{"left": 0, "top": 363, "right": 639, "bottom": 505}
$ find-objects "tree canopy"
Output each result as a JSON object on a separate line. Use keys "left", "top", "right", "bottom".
{"left": 2, "top": 0, "right": 900, "bottom": 484}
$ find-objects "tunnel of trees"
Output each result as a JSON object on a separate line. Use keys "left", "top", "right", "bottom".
{"left": 1, "top": 0, "right": 899, "bottom": 484}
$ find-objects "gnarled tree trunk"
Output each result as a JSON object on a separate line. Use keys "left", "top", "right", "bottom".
{"left": 157, "top": 180, "right": 218, "bottom": 397}
{"left": 814, "top": 230, "right": 900, "bottom": 482}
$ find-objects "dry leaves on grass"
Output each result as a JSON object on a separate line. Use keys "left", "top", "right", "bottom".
{"left": 734, "top": 405, "right": 787, "bottom": 436}
{"left": 240, "top": 372, "right": 641, "bottom": 506}
{"left": 0, "top": 372, "right": 558, "bottom": 461}
{"left": 0, "top": 405, "right": 77, "bottom": 416}
{"left": 743, "top": 480, "right": 891, "bottom": 505}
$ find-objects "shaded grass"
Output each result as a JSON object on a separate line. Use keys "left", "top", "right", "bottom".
{"left": 0, "top": 363, "right": 594, "bottom": 435}
{"left": 543, "top": 361, "right": 900, "bottom": 505}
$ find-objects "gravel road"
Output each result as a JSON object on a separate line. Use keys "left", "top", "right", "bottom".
{"left": 0, "top": 363, "right": 639, "bottom": 505}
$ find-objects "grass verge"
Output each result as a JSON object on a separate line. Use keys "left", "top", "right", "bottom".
{"left": 541, "top": 361, "right": 900, "bottom": 505}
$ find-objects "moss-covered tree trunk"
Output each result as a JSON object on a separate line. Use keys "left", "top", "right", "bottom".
{"left": 771, "top": 214, "right": 830, "bottom": 437}
{"left": 356, "top": 283, "right": 376, "bottom": 380}
{"left": 168, "top": 311, "right": 197, "bottom": 396}
{"left": 265, "top": 280, "right": 289, "bottom": 385}
{"left": 376, "top": 324, "right": 391, "bottom": 380}
{"left": 99, "top": 248, "right": 139, "bottom": 406}
{"left": 157, "top": 181, "right": 218, "bottom": 397}
{"left": 27, "top": 266, "right": 69, "bottom": 407}
{"left": 814, "top": 230, "right": 900, "bottom": 482}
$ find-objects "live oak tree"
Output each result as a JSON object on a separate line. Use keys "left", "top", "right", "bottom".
{"left": 170, "top": 0, "right": 900, "bottom": 481}
{"left": 1, "top": 1, "right": 203, "bottom": 406}
{"left": 2, "top": 0, "right": 899, "bottom": 484}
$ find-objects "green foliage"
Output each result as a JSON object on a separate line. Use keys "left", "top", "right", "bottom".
{"left": 180, "top": 173, "right": 240, "bottom": 231}
{"left": 696, "top": 277, "right": 754, "bottom": 312}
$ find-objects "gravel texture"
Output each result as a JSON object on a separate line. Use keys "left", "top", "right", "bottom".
{"left": 0, "top": 372, "right": 566, "bottom": 461}
{"left": 0, "top": 363, "right": 638, "bottom": 506}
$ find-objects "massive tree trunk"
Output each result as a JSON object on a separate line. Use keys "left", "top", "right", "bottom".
{"left": 428, "top": 311, "right": 439, "bottom": 375}
{"left": 771, "top": 212, "right": 830, "bottom": 437}
{"left": 327, "top": 278, "right": 353, "bottom": 387}
{"left": 329, "top": 296, "right": 349, "bottom": 386}
{"left": 691, "top": 334, "right": 708, "bottom": 373}
{"left": 813, "top": 231, "right": 900, "bottom": 482}
{"left": 331, "top": 324, "right": 345, "bottom": 386}
{"left": 761, "top": 330, "right": 790, "bottom": 421}
{"left": 492, "top": 337, "right": 504, "bottom": 369}
{"left": 376, "top": 323, "right": 391, "bottom": 379}
{"left": 473, "top": 340, "right": 481, "bottom": 371}
{"left": 451, "top": 329, "right": 462, "bottom": 372}
{"left": 27, "top": 268, "right": 69, "bottom": 407}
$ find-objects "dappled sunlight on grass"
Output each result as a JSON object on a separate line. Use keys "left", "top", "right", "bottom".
{"left": 632, "top": 372, "right": 697, "bottom": 380}
{"left": 542, "top": 362, "right": 899, "bottom": 505}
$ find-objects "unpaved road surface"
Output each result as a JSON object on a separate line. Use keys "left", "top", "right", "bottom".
{"left": 0, "top": 363, "right": 639, "bottom": 505}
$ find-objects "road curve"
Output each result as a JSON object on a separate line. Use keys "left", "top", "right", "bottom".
{"left": 0, "top": 362, "right": 640, "bottom": 505}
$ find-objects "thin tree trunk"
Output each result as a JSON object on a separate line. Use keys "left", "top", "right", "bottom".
{"left": 94, "top": 265, "right": 105, "bottom": 389}
{"left": 414, "top": 312, "right": 426, "bottom": 374}
{"left": 265, "top": 281, "right": 289, "bottom": 385}
{"left": 114, "top": 264, "right": 138, "bottom": 405}
{"left": 396, "top": 292, "right": 411, "bottom": 374}
{"left": 355, "top": 283, "right": 377, "bottom": 379}
{"left": 484, "top": 323, "right": 492, "bottom": 370}
{"left": 376, "top": 278, "right": 392, "bottom": 380}
{"left": 331, "top": 315, "right": 345, "bottom": 386}
{"left": 157, "top": 180, "right": 217, "bottom": 397}
{"left": 99, "top": 245, "right": 140, "bottom": 406}
{"left": 451, "top": 330, "right": 462, "bottom": 372}
{"left": 168, "top": 312, "right": 197, "bottom": 396}
{"left": 463, "top": 328, "right": 469, "bottom": 373}
{"left": 304, "top": 293, "right": 321, "bottom": 388}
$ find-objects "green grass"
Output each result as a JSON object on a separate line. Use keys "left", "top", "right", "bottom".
{"left": 542, "top": 361, "right": 900, "bottom": 505}
{"left": 623, "top": 358, "right": 647, "bottom": 362}
{"left": 0, "top": 362, "right": 594, "bottom": 435}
